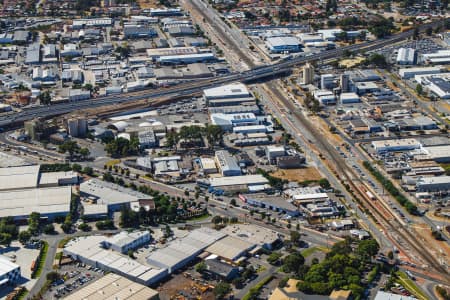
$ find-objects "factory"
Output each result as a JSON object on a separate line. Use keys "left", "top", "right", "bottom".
{"left": 416, "top": 145, "right": 450, "bottom": 163}
{"left": 64, "top": 235, "right": 168, "bottom": 286}
{"left": 265, "top": 36, "right": 301, "bottom": 53}
{"left": 146, "top": 227, "right": 226, "bottom": 273}
{"left": 340, "top": 92, "right": 360, "bottom": 104}
{"left": 64, "top": 273, "right": 159, "bottom": 300}
{"left": 80, "top": 178, "right": 153, "bottom": 217}
{"left": 0, "top": 165, "right": 77, "bottom": 220}
{"left": 371, "top": 139, "right": 421, "bottom": 154}
{"left": 210, "top": 113, "right": 259, "bottom": 131}
{"left": 0, "top": 255, "right": 21, "bottom": 286}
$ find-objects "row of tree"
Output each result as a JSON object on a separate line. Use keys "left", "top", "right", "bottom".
{"left": 165, "top": 125, "right": 223, "bottom": 150}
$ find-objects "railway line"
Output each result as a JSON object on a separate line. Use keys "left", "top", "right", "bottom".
{"left": 266, "top": 82, "right": 450, "bottom": 280}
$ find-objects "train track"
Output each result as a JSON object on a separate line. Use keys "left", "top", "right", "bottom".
{"left": 266, "top": 81, "right": 450, "bottom": 280}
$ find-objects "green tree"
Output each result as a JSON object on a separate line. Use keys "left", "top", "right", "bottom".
{"left": 416, "top": 84, "right": 423, "bottom": 95}
{"left": 267, "top": 252, "right": 282, "bottom": 265}
{"left": 59, "top": 140, "right": 80, "bottom": 158}
{"left": 43, "top": 224, "right": 55, "bottom": 234}
{"left": 82, "top": 166, "right": 93, "bottom": 176}
{"left": 79, "top": 148, "right": 90, "bottom": 160}
{"left": 39, "top": 90, "right": 52, "bottom": 105}
{"left": 195, "top": 261, "right": 207, "bottom": 273}
{"left": 213, "top": 282, "right": 231, "bottom": 299}
{"left": 290, "top": 230, "right": 301, "bottom": 244}
{"left": 283, "top": 252, "right": 305, "bottom": 273}
{"left": 72, "top": 163, "right": 82, "bottom": 172}
{"left": 28, "top": 212, "right": 41, "bottom": 235}
{"left": 18, "top": 230, "right": 32, "bottom": 244}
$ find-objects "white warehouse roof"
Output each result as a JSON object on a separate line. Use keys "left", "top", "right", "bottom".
{"left": 0, "top": 186, "right": 71, "bottom": 218}
{"left": 0, "top": 165, "right": 40, "bottom": 191}
{"left": 203, "top": 83, "right": 250, "bottom": 99}
{"left": 210, "top": 174, "right": 269, "bottom": 187}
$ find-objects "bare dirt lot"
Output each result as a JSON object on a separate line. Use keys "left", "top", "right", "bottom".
{"left": 272, "top": 167, "right": 322, "bottom": 182}
{"left": 157, "top": 273, "right": 215, "bottom": 300}
{"left": 137, "top": 0, "right": 159, "bottom": 9}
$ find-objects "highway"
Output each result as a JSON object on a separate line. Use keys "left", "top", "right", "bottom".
{"left": 0, "top": 19, "right": 446, "bottom": 128}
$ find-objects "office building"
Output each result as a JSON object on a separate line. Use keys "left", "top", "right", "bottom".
{"left": 340, "top": 74, "right": 349, "bottom": 92}
{"left": 321, "top": 74, "right": 335, "bottom": 89}
{"left": 302, "top": 63, "right": 314, "bottom": 85}
{"left": 102, "top": 231, "right": 151, "bottom": 254}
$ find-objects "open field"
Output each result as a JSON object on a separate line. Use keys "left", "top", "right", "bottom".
{"left": 272, "top": 167, "right": 322, "bottom": 182}
{"left": 137, "top": 0, "right": 159, "bottom": 9}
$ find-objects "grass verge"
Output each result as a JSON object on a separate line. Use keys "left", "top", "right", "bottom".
{"left": 396, "top": 271, "right": 428, "bottom": 300}
{"left": 32, "top": 241, "right": 49, "bottom": 279}
{"left": 301, "top": 246, "right": 329, "bottom": 258}
{"left": 57, "top": 237, "right": 71, "bottom": 248}
{"left": 242, "top": 275, "right": 273, "bottom": 300}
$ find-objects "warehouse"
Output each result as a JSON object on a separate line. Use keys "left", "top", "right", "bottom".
{"left": 265, "top": 36, "right": 301, "bottom": 53}
{"left": 214, "top": 150, "right": 241, "bottom": 176}
{"left": 101, "top": 231, "right": 151, "bottom": 254}
{"left": 204, "top": 83, "right": 252, "bottom": 100}
{"left": 416, "top": 176, "right": 450, "bottom": 192}
{"left": 146, "top": 228, "right": 226, "bottom": 273}
{"left": 203, "top": 259, "right": 239, "bottom": 281}
{"left": 372, "top": 139, "right": 421, "bottom": 153}
{"left": 210, "top": 113, "right": 258, "bottom": 131}
{"left": 209, "top": 175, "right": 270, "bottom": 192}
{"left": 0, "top": 255, "right": 21, "bottom": 286}
{"left": 80, "top": 179, "right": 152, "bottom": 217}
{"left": 292, "top": 193, "right": 329, "bottom": 204}
{"left": 415, "top": 73, "right": 450, "bottom": 99}
{"left": 206, "top": 236, "right": 255, "bottom": 262}
{"left": 64, "top": 273, "right": 159, "bottom": 300}
{"left": 266, "top": 145, "right": 286, "bottom": 163}
{"left": 199, "top": 157, "right": 217, "bottom": 174}
{"left": 399, "top": 66, "right": 443, "bottom": 79}
{"left": 64, "top": 235, "right": 168, "bottom": 285}
{"left": 232, "top": 125, "right": 267, "bottom": 134}
{"left": 157, "top": 53, "right": 216, "bottom": 64}
{"left": 420, "top": 145, "right": 450, "bottom": 163}
{"left": 0, "top": 165, "right": 40, "bottom": 191}
{"left": 340, "top": 92, "right": 360, "bottom": 104}
{"left": 220, "top": 224, "right": 281, "bottom": 250}
{"left": 422, "top": 50, "right": 450, "bottom": 64}
{"left": 396, "top": 48, "right": 416, "bottom": 65}
{"left": 242, "top": 194, "right": 300, "bottom": 216}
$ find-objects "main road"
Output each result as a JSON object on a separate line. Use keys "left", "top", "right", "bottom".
{"left": 0, "top": 19, "right": 446, "bottom": 128}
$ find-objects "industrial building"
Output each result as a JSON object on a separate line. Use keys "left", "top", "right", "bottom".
{"left": 340, "top": 92, "right": 360, "bottom": 104}
{"left": 66, "top": 117, "right": 88, "bottom": 137}
{"left": 157, "top": 53, "right": 216, "bottom": 64}
{"left": 396, "top": 48, "right": 416, "bottom": 65}
{"left": 64, "top": 273, "right": 159, "bottom": 300}
{"left": 64, "top": 235, "right": 168, "bottom": 286}
{"left": 0, "top": 255, "right": 21, "bottom": 286}
{"left": 240, "top": 194, "right": 299, "bottom": 216}
{"left": 205, "top": 236, "right": 255, "bottom": 262}
{"left": 0, "top": 165, "right": 76, "bottom": 220}
{"left": 80, "top": 179, "right": 152, "bottom": 217}
{"left": 214, "top": 150, "right": 241, "bottom": 176}
{"left": 399, "top": 66, "right": 443, "bottom": 79}
{"left": 414, "top": 73, "right": 450, "bottom": 99}
{"left": 210, "top": 113, "right": 258, "bottom": 131}
{"left": 266, "top": 145, "right": 286, "bottom": 163}
{"left": 203, "top": 259, "right": 239, "bottom": 281}
{"left": 265, "top": 36, "right": 301, "bottom": 53}
{"left": 199, "top": 157, "right": 217, "bottom": 174}
{"left": 204, "top": 83, "right": 252, "bottom": 101}
{"left": 220, "top": 224, "right": 281, "bottom": 250}
{"left": 138, "top": 130, "right": 157, "bottom": 149}
{"left": 418, "top": 145, "right": 450, "bottom": 163}
{"left": 416, "top": 176, "right": 450, "bottom": 192}
{"left": 372, "top": 139, "right": 421, "bottom": 153}
{"left": 208, "top": 174, "right": 270, "bottom": 192}
{"left": 146, "top": 227, "right": 226, "bottom": 273}
{"left": 101, "top": 231, "right": 151, "bottom": 254}
{"left": 422, "top": 50, "right": 450, "bottom": 64}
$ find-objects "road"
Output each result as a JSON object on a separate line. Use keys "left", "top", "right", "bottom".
{"left": 0, "top": 19, "right": 446, "bottom": 128}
